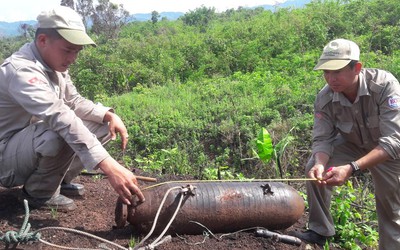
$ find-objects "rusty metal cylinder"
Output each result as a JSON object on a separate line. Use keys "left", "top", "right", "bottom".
{"left": 115, "top": 181, "right": 305, "bottom": 235}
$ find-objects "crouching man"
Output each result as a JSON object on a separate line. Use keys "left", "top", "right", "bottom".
{"left": 0, "top": 6, "right": 144, "bottom": 211}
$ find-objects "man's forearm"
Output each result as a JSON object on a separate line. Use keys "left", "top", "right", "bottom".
{"left": 314, "top": 152, "right": 330, "bottom": 167}
{"left": 355, "top": 145, "right": 390, "bottom": 171}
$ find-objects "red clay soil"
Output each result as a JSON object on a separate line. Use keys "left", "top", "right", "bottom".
{"left": 0, "top": 170, "right": 341, "bottom": 250}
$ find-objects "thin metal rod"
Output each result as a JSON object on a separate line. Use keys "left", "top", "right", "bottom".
{"left": 143, "top": 178, "right": 317, "bottom": 190}
{"left": 255, "top": 178, "right": 317, "bottom": 182}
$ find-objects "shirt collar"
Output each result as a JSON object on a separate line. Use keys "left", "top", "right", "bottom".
{"left": 30, "top": 42, "right": 53, "bottom": 73}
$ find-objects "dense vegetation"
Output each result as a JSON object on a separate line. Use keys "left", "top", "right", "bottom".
{"left": 1, "top": 0, "right": 400, "bottom": 248}
{"left": 77, "top": 0, "right": 400, "bottom": 179}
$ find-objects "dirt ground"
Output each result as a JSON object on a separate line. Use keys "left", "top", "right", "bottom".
{"left": 0, "top": 170, "right": 340, "bottom": 250}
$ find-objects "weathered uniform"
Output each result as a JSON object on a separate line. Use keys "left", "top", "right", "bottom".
{"left": 0, "top": 42, "right": 111, "bottom": 198}
{"left": 306, "top": 68, "right": 400, "bottom": 249}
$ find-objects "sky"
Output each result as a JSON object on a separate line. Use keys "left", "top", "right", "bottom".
{"left": 0, "top": 0, "right": 287, "bottom": 22}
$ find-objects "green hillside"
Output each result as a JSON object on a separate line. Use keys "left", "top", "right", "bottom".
{"left": 65, "top": 0, "right": 400, "bottom": 178}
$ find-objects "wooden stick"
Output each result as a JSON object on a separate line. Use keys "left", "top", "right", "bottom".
{"left": 136, "top": 175, "right": 157, "bottom": 182}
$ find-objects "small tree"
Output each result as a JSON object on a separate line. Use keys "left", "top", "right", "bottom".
{"left": 60, "top": 0, "right": 74, "bottom": 9}
{"left": 91, "top": 0, "right": 129, "bottom": 39}
{"left": 151, "top": 11, "right": 160, "bottom": 24}
{"left": 180, "top": 5, "right": 216, "bottom": 32}
{"left": 18, "top": 23, "right": 35, "bottom": 39}
{"left": 75, "top": 0, "right": 95, "bottom": 31}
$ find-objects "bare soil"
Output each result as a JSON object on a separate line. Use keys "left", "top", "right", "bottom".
{"left": 0, "top": 170, "right": 340, "bottom": 250}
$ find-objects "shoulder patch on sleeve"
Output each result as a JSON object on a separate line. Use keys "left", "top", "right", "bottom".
{"left": 27, "top": 76, "right": 46, "bottom": 85}
{"left": 315, "top": 111, "right": 323, "bottom": 120}
{"left": 388, "top": 96, "right": 400, "bottom": 109}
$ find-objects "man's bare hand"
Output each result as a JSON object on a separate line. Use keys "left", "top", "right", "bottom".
{"left": 98, "top": 157, "right": 145, "bottom": 205}
{"left": 323, "top": 164, "right": 352, "bottom": 186}
{"left": 103, "top": 111, "right": 129, "bottom": 151}
{"left": 307, "top": 164, "right": 326, "bottom": 184}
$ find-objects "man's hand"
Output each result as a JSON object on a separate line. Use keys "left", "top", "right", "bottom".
{"left": 103, "top": 111, "right": 129, "bottom": 151}
{"left": 98, "top": 157, "right": 145, "bottom": 205}
{"left": 322, "top": 164, "right": 352, "bottom": 186}
{"left": 307, "top": 164, "right": 326, "bottom": 184}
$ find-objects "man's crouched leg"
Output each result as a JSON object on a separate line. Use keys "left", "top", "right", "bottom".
{"left": 22, "top": 126, "right": 77, "bottom": 211}
{"left": 20, "top": 187, "right": 77, "bottom": 212}
{"left": 60, "top": 182, "right": 85, "bottom": 196}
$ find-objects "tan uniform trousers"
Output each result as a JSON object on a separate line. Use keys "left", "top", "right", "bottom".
{"left": 306, "top": 137, "right": 400, "bottom": 249}
{"left": 0, "top": 120, "right": 110, "bottom": 198}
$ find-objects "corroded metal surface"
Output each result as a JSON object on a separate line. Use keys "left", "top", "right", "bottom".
{"left": 115, "top": 197, "right": 128, "bottom": 228}
{"left": 115, "top": 181, "right": 305, "bottom": 235}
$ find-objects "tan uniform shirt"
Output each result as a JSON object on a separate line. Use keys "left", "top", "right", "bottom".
{"left": 312, "top": 68, "right": 400, "bottom": 159}
{"left": 0, "top": 42, "right": 110, "bottom": 170}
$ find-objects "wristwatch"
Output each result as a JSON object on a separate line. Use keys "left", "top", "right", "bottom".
{"left": 349, "top": 161, "right": 361, "bottom": 175}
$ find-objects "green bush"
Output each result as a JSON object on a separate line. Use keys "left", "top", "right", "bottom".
{"left": 330, "top": 177, "right": 378, "bottom": 249}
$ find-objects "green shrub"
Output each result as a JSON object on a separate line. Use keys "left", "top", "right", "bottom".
{"left": 330, "top": 177, "right": 378, "bottom": 249}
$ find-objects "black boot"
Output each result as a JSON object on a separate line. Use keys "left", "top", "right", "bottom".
{"left": 288, "top": 230, "right": 328, "bottom": 246}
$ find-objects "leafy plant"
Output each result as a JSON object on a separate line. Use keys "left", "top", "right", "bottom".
{"left": 330, "top": 179, "right": 378, "bottom": 249}
{"left": 49, "top": 207, "right": 58, "bottom": 219}
{"left": 272, "top": 128, "right": 295, "bottom": 178}
{"left": 134, "top": 147, "right": 191, "bottom": 175}
{"left": 202, "top": 166, "right": 234, "bottom": 180}
{"left": 253, "top": 127, "right": 295, "bottom": 178}
{"left": 255, "top": 128, "right": 274, "bottom": 164}
{"left": 128, "top": 235, "right": 138, "bottom": 248}
{"left": 91, "top": 174, "right": 104, "bottom": 182}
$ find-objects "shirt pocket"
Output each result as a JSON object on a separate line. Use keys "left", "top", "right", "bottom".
{"left": 336, "top": 121, "right": 361, "bottom": 144}
{"left": 336, "top": 121, "right": 352, "bottom": 133}
{"left": 366, "top": 115, "right": 381, "bottom": 142}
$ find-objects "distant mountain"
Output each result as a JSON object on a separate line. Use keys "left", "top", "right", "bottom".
{"left": 0, "top": 12, "right": 184, "bottom": 37}
{"left": 130, "top": 0, "right": 312, "bottom": 21}
{"left": 267, "top": 0, "right": 311, "bottom": 9}
{"left": 0, "top": 1, "right": 311, "bottom": 37}
{"left": 132, "top": 12, "right": 183, "bottom": 22}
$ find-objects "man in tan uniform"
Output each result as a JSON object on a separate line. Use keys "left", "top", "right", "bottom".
{"left": 0, "top": 6, "right": 145, "bottom": 211}
{"left": 290, "top": 39, "right": 400, "bottom": 249}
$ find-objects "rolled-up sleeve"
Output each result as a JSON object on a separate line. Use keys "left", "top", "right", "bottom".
{"left": 377, "top": 79, "right": 400, "bottom": 159}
